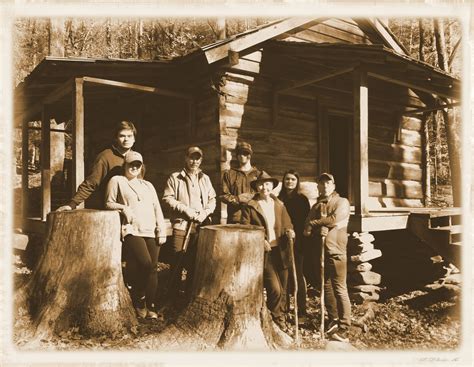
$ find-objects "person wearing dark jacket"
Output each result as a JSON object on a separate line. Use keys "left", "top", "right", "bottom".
{"left": 57, "top": 120, "right": 137, "bottom": 211}
{"left": 220, "top": 141, "right": 261, "bottom": 223}
{"left": 278, "top": 170, "right": 311, "bottom": 320}
{"left": 241, "top": 171, "right": 295, "bottom": 329}
{"left": 304, "top": 173, "right": 351, "bottom": 342}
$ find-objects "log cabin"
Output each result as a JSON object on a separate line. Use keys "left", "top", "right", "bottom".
{"left": 14, "top": 18, "right": 462, "bottom": 281}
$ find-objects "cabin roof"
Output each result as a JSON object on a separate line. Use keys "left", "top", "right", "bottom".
{"left": 264, "top": 41, "right": 460, "bottom": 100}
{"left": 15, "top": 17, "right": 460, "bottom": 124}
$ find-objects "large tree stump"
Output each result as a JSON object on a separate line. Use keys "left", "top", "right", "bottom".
{"left": 15, "top": 210, "right": 137, "bottom": 339}
{"left": 152, "top": 224, "right": 292, "bottom": 351}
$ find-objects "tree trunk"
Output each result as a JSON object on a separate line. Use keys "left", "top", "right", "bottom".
{"left": 15, "top": 210, "right": 137, "bottom": 339}
{"left": 434, "top": 18, "right": 462, "bottom": 206}
{"left": 418, "top": 19, "right": 425, "bottom": 62}
{"left": 48, "top": 18, "right": 65, "bottom": 57}
{"left": 151, "top": 224, "right": 292, "bottom": 351}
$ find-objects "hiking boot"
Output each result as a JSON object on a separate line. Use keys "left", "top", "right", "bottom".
{"left": 331, "top": 327, "right": 349, "bottom": 343}
{"left": 135, "top": 307, "right": 147, "bottom": 319}
{"left": 326, "top": 319, "right": 339, "bottom": 335}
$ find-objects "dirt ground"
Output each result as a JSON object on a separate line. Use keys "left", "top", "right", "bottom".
{"left": 13, "top": 256, "right": 461, "bottom": 352}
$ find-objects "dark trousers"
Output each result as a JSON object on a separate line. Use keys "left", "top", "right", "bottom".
{"left": 324, "top": 253, "right": 351, "bottom": 327}
{"left": 294, "top": 245, "right": 307, "bottom": 313}
{"left": 168, "top": 228, "right": 198, "bottom": 301}
{"left": 264, "top": 248, "right": 288, "bottom": 320}
{"left": 123, "top": 235, "right": 159, "bottom": 309}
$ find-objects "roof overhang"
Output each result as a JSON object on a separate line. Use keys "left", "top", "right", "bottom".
{"left": 266, "top": 42, "right": 460, "bottom": 101}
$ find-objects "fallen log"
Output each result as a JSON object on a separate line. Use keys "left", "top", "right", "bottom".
{"left": 15, "top": 210, "right": 137, "bottom": 339}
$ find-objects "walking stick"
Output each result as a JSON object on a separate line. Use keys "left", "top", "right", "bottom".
{"left": 320, "top": 233, "right": 326, "bottom": 340}
{"left": 320, "top": 205, "right": 327, "bottom": 340}
{"left": 288, "top": 236, "right": 300, "bottom": 346}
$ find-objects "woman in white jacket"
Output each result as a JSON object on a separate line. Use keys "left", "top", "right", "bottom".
{"left": 105, "top": 151, "right": 167, "bottom": 319}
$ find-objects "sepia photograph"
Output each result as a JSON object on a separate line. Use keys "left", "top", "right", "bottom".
{"left": 2, "top": 1, "right": 471, "bottom": 366}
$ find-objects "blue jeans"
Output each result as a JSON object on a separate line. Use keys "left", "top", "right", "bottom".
{"left": 324, "top": 253, "right": 351, "bottom": 327}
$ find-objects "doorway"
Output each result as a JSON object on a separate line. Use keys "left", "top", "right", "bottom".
{"left": 328, "top": 113, "right": 352, "bottom": 201}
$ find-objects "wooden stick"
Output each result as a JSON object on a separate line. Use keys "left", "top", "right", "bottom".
{"left": 288, "top": 237, "right": 300, "bottom": 346}
{"left": 320, "top": 234, "right": 326, "bottom": 340}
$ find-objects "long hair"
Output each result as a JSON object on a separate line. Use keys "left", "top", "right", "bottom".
{"left": 278, "top": 169, "right": 301, "bottom": 201}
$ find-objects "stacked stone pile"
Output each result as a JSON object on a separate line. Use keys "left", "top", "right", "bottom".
{"left": 347, "top": 232, "right": 382, "bottom": 304}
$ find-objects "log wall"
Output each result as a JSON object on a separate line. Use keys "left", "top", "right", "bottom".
{"left": 219, "top": 52, "right": 319, "bottom": 190}
{"left": 217, "top": 46, "right": 426, "bottom": 209}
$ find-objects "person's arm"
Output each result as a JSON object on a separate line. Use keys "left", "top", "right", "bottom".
{"left": 219, "top": 170, "right": 240, "bottom": 207}
{"left": 204, "top": 177, "right": 217, "bottom": 217}
{"left": 68, "top": 156, "right": 108, "bottom": 209}
{"left": 309, "top": 198, "right": 350, "bottom": 227}
{"left": 104, "top": 177, "right": 126, "bottom": 211}
{"left": 303, "top": 204, "right": 318, "bottom": 236}
{"left": 240, "top": 204, "right": 251, "bottom": 225}
{"left": 149, "top": 182, "right": 167, "bottom": 244}
{"left": 282, "top": 205, "right": 295, "bottom": 239}
{"left": 105, "top": 177, "right": 135, "bottom": 223}
{"left": 162, "top": 174, "right": 197, "bottom": 220}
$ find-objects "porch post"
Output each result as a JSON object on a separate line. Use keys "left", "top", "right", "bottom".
{"left": 353, "top": 67, "right": 369, "bottom": 216}
{"left": 41, "top": 105, "right": 51, "bottom": 220}
{"left": 72, "top": 78, "right": 84, "bottom": 206}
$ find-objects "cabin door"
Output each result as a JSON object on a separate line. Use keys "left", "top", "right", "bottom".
{"left": 327, "top": 113, "right": 352, "bottom": 201}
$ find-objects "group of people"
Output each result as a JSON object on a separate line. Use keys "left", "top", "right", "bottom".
{"left": 57, "top": 120, "right": 352, "bottom": 343}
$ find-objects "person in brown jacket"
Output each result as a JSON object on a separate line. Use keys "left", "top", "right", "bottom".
{"left": 241, "top": 171, "right": 295, "bottom": 330}
{"left": 220, "top": 142, "right": 261, "bottom": 223}
{"left": 304, "top": 172, "right": 351, "bottom": 342}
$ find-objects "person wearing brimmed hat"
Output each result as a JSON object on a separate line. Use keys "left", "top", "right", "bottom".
{"left": 304, "top": 172, "right": 351, "bottom": 342}
{"left": 163, "top": 146, "right": 216, "bottom": 303}
{"left": 241, "top": 171, "right": 295, "bottom": 330}
{"left": 57, "top": 120, "right": 138, "bottom": 211}
{"left": 105, "top": 151, "right": 167, "bottom": 320}
{"left": 221, "top": 141, "right": 262, "bottom": 223}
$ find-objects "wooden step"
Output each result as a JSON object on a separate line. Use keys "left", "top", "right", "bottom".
{"left": 430, "top": 224, "right": 462, "bottom": 234}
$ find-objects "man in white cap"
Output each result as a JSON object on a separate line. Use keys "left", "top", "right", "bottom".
{"left": 221, "top": 141, "right": 261, "bottom": 223}
{"left": 163, "top": 146, "right": 216, "bottom": 303}
{"left": 304, "top": 173, "right": 351, "bottom": 342}
{"left": 57, "top": 120, "right": 137, "bottom": 211}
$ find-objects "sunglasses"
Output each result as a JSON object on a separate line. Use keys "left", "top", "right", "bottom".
{"left": 129, "top": 162, "right": 143, "bottom": 168}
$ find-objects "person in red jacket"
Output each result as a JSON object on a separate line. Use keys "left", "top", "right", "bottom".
{"left": 241, "top": 171, "right": 295, "bottom": 330}
{"left": 304, "top": 173, "right": 351, "bottom": 342}
{"left": 57, "top": 120, "right": 137, "bottom": 211}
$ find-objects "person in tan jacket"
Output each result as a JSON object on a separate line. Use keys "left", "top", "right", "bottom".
{"left": 162, "top": 146, "right": 216, "bottom": 303}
